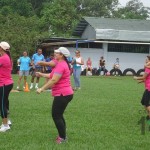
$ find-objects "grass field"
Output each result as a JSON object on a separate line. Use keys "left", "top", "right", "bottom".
{"left": 0, "top": 75, "right": 150, "bottom": 150}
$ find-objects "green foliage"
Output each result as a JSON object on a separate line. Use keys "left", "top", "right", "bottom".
{"left": 0, "top": 13, "right": 49, "bottom": 67}
{"left": 114, "top": 0, "right": 150, "bottom": 19}
{"left": 41, "top": 0, "right": 80, "bottom": 37}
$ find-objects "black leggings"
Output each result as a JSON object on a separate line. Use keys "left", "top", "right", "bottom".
{"left": 0, "top": 84, "right": 13, "bottom": 118}
{"left": 52, "top": 94, "right": 73, "bottom": 139}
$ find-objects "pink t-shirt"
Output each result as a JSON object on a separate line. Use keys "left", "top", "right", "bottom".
{"left": 50, "top": 60, "right": 73, "bottom": 96}
{"left": 0, "top": 54, "right": 13, "bottom": 87}
{"left": 145, "top": 68, "right": 150, "bottom": 91}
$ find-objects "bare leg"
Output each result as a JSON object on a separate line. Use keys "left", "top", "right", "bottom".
{"left": 24, "top": 76, "right": 27, "bottom": 87}
{"left": 2, "top": 118, "right": 8, "bottom": 125}
{"left": 147, "top": 106, "right": 150, "bottom": 118}
{"left": 31, "top": 76, "right": 35, "bottom": 83}
{"left": 36, "top": 77, "right": 40, "bottom": 83}
{"left": 17, "top": 76, "right": 22, "bottom": 87}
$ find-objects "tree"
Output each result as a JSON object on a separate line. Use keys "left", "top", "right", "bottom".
{"left": 0, "top": 0, "right": 33, "bottom": 16}
{"left": 75, "top": 0, "right": 119, "bottom": 17}
{"left": 113, "top": 0, "right": 150, "bottom": 19}
{"left": 0, "top": 13, "right": 49, "bottom": 70}
{"left": 41, "top": 0, "right": 80, "bottom": 37}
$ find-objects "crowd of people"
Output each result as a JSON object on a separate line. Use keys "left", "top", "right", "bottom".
{"left": 16, "top": 49, "right": 121, "bottom": 91}
{"left": 1, "top": 41, "right": 150, "bottom": 145}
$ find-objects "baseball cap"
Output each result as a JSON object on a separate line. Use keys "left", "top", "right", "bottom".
{"left": 0, "top": 41, "right": 10, "bottom": 51}
{"left": 54, "top": 47, "right": 70, "bottom": 57}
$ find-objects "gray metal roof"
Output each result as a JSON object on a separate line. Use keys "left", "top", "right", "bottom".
{"left": 73, "top": 17, "right": 150, "bottom": 42}
{"left": 85, "top": 17, "right": 150, "bottom": 31}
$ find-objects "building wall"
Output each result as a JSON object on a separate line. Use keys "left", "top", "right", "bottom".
{"left": 81, "top": 25, "right": 96, "bottom": 39}
{"left": 107, "top": 52, "right": 147, "bottom": 72}
{"left": 67, "top": 46, "right": 148, "bottom": 72}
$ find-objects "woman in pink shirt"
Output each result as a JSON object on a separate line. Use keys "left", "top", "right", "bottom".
{"left": 36, "top": 47, "right": 73, "bottom": 144}
{"left": 0, "top": 41, "right": 13, "bottom": 132}
{"left": 134, "top": 56, "right": 150, "bottom": 123}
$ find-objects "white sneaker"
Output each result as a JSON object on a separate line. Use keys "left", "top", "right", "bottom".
{"left": 7, "top": 120, "right": 12, "bottom": 126}
{"left": 0, "top": 124, "right": 10, "bottom": 132}
{"left": 30, "top": 85, "right": 33, "bottom": 89}
{"left": 1, "top": 120, "right": 12, "bottom": 127}
{"left": 35, "top": 86, "right": 38, "bottom": 89}
{"left": 16, "top": 86, "right": 19, "bottom": 90}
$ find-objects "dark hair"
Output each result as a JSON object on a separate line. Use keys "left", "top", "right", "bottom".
{"left": 147, "top": 56, "right": 150, "bottom": 60}
{"left": 6, "top": 50, "right": 11, "bottom": 60}
{"left": 64, "top": 56, "right": 70, "bottom": 70}
{"left": 6, "top": 50, "right": 13, "bottom": 68}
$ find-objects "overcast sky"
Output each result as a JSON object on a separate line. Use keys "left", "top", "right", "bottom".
{"left": 119, "top": 0, "right": 150, "bottom": 7}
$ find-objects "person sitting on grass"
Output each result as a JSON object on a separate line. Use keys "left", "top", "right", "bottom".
{"left": 113, "top": 58, "right": 120, "bottom": 76}
{"left": 134, "top": 56, "right": 150, "bottom": 124}
{"left": 99, "top": 56, "right": 106, "bottom": 76}
{"left": 86, "top": 57, "right": 92, "bottom": 76}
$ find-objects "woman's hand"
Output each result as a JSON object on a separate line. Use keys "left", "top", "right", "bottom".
{"left": 133, "top": 76, "right": 138, "bottom": 80}
{"left": 36, "top": 88, "right": 43, "bottom": 94}
{"left": 35, "top": 72, "right": 43, "bottom": 77}
{"left": 37, "top": 61, "right": 43, "bottom": 66}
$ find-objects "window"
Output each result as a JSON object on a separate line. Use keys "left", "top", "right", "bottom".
{"left": 108, "top": 44, "right": 149, "bottom": 53}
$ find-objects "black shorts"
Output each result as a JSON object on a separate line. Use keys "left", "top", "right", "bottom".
{"left": 141, "top": 90, "right": 150, "bottom": 107}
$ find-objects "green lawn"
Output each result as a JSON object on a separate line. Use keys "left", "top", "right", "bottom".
{"left": 0, "top": 75, "right": 150, "bottom": 150}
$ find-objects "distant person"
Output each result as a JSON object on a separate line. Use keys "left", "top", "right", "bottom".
{"left": 71, "top": 50, "right": 84, "bottom": 90}
{"left": 30, "top": 48, "right": 44, "bottom": 89}
{"left": 113, "top": 58, "right": 120, "bottom": 76}
{"left": 86, "top": 57, "right": 92, "bottom": 76}
{"left": 134, "top": 56, "right": 150, "bottom": 123}
{"left": 45, "top": 54, "right": 54, "bottom": 73}
{"left": 16, "top": 51, "right": 31, "bottom": 90}
{"left": 17, "top": 58, "right": 20, "bottom": 74}
{"left": 99, "top": 56, "right": 106, "bottom": 75}
{"left": 0, "top": 41, "right": 13, "bottom": 132}
{"left": 67, "top": 56, "right": 73, "bottom": 75}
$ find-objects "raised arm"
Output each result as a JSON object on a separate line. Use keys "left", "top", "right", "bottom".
{"left": 37, "top": 61, "right": 56, "bottom": 67}
{"left": 36, "top": 74, "right": 61, "bottom": 93}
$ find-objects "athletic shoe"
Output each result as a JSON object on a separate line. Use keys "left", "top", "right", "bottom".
{"left": 0, "top": 124, "right": 10, "bottom": 132}
{"left": 35, "top": 86, "right": 38, "bottom": 89}
{"left": 73, "top": 87, "right": 77, "bottom": 91}
{"left": 23, "top": 86, "right": 25, "bottom": 89}
{"left": 56, "top": 136, "right": 66, "bottom": 144}
{"left": 16, "top": 86, "right": 19, "bottom": 90}
{"left": 30, "top": 85, "right": 33, "bottom": 89}
{"left": 7, "top": 119, "right": 12, "bottom": 126}
{"left": 1, "top": 120, "right": 12, "bottom": 127}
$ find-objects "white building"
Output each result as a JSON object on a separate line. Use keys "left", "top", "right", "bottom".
{"left": 72, "top": 17, "right": 150, "bottom": 73}
{"left": 40, "top": 17, "right": 150, "bottom": 75}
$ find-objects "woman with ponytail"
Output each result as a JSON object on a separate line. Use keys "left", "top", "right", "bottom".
{"left": 0, "top": 41, "right": 13, "bottom": 132}
{"left": 36, "top": 47, "right": 74, "bottom": 144}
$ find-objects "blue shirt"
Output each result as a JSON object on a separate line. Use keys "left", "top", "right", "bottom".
{"left": 19, "top": 56, "right": 31, "bottom": 71}
{"left": 46, "top": 57, "right": 52, "bottom": 71}
{"left": 32, "top": 53, "right": 44, "bottom": 68}
{"left": 67, "top": 57, "right": 73, "bottom": 63}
